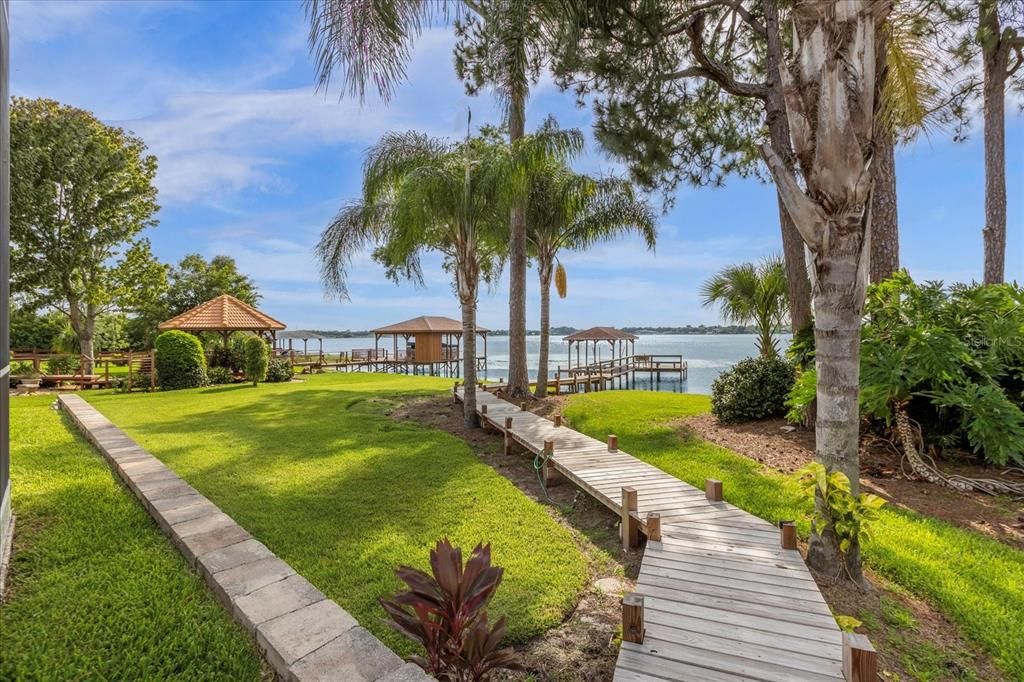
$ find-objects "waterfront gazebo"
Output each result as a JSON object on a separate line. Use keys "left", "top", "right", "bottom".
{"left": 372, "top": 315, "right": 488, "bottom": 376}
{"left": 564, "top": 326, "right": 638, "bottom": 368}
{"left": 159, "top": 294, "right": 286, "bottom": 345}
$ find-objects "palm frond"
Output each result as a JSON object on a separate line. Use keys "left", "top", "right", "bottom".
{"left": 881, "top": 5, "right": 944, "bottom": 141}
{"left": 316, "top": 200, "right": 392, "bottom": 300}
{"left": 304, "top": 0, "right": 440, "bottom": 102}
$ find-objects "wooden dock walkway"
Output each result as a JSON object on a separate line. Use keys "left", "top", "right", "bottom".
{"left": 455, "top": 386, "right": 874, "bottom": 682}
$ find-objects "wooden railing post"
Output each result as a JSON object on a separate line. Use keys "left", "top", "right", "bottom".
{"left": 705, "top": 479, "right": 723, "bottom": 501}
{"left": 621, "top": 487, "right": 639, "bottom": 549}
{"left": 452, "top": 381, "right": 458, "bottom": 404}
{"left": 646, "top": 512, "right": 661, "bottom": 542}
{"left": 608, "top": 434, "right": 618, "bottom": 452}
{"left": 542, "top": 440, "right": 562, "bottom": 486}
{"left": 503, "top": 417, "right": 514, "bottom": 456}
{"left": 842, "top": 633, "right": 877, "bottom": 682}
{"left": 780, "top": 521, "right": 797, "bottom": 550}
{"left": 553, "top": 414, "right": 562, "bottom": 428}
{"left": 621, "top": 593, "right": 645, "bottom": 644}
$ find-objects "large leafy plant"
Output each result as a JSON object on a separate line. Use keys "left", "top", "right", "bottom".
{"left": 796, "top": 463, "right": 886, "bottom": 577}
{"left": 380, "top": 539, "right": 520, "bottom": 681}
{"left": 860, "top": 272, "right": 1024, "bottom": 465}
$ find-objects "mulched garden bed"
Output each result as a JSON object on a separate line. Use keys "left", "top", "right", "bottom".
{"left": 683, "top": 414, "right": 1024, "bottom": 549}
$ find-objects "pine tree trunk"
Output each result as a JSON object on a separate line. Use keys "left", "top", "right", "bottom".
{"left": 981, "top": 1, "right": 1007, "bottom": 285}
{"left": 763, "top": 0, "right": 812, "bottom": 332}
{"left": 534, "top": 262, "right": 552, "bottom": 398}
{"left": 871, "top": 129, "right": 900, "bottom": 283}
{"left": 506, "top": 88, "right": 530, "bottom": 398}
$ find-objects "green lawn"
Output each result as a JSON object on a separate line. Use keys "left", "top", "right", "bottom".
{"left": 563, "top": 391, "right": 1024, "bottom": 679}
{"left": 85, "top": 373, "right": 589, "bottom": 654}
{"left": 2, "top": 396, "right": 263, "bottom": 680}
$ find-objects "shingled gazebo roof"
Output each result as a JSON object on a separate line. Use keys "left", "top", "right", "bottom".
{"left": 159, "top": 294, "right": 285, "bottom": 333}
{"left": 373, "top": 316, "right": 489, "bottom": 335}
{"left": 563, "top": 326, "right": 638, "bottom": 342}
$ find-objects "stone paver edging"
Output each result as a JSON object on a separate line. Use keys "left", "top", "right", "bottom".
{"left": 58, "top": 394, "right": 429, "bottom": 682}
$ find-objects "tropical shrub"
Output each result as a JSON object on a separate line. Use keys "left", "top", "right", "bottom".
{"left": 209, "top": 343, "right": 244, "bottom": 372}
{"left": 380, "top": 539, "right": 520, "bottom": 680}
{"left": 207, "top": 366, "right": 235, "bottom": 385}
{"left": 242, "top": 337, "right": 268, "bottom": 386}
{"left": 860, "top": 273, "right": 1024, "bottom": 465}
{"left": 786, "top": 325, "right": 816, "bottom": 372}
{"left": 711, "top": 356, "right": 795, "bottom": 423}
{"left": 45, "top": 354, "right": 80, "bottom": 375}
{"left": 264, "top": 358, "right": 292, "bottom": 383}
{"left": 796, "top": 462, "right": 886, "bottom": 578}
{"left": 700, "top": 255, "right": 789, "bottom": 358}
{"left": 11, "top": 361, "right": 37, "bottom": 377}
{"left": 154, "top": 330, "right": 207, "bottom": 390}
{"left": 785, "top": 368, "right": 817, "bottom": 427}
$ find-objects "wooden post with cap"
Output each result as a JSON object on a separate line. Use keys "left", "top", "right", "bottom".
{"left": 542, "top": 439, "right": 562, "bottom": 486}
{"left": 608, "top": 434, "right": 618, "bottom": 452}
{"left": 621, "top": 593, "right": 645, "bottom": 644}
{"left": 645, "top": 512, "right": 661, "bottom": 542}
{"left": 705, "top": 479, "right": 723, "bottom": 501}
{"left": 780, "top": 521, "right": 797, "bottom": 550}
{"left": 553, "top": 414, "right": 562, "bottom": 427}
{"left": 503, "top": 416, "right": 514, "bottom": 456}
{"left": 843, "top": 633, "right": 877, "bottom": 682}
{"left": 621, "top": 487, "right": 639, "bottom": 549}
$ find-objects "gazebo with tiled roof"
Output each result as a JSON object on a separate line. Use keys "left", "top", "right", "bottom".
{"left": 159, "top": 294, "right": 286, "bottom": 345}
{"left": 563, "top": 326, "right": 638, "bottom": 368}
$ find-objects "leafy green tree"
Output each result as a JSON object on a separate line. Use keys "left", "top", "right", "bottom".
{"left": 10, "top": 97, "right": 164, "bottom": 372}
{"left": 304, "top": 0, "right": 559, "bottom": 399}
{"left": 527, "top": 163, "right": 655, "bottom": 396}
{"left": 700, "top": 256, "right": 789, "bottom": 359}
{"left": 9, "top": 307, "right": 63, "bottom": 350}
{"left": 126, "top": 254, "right": 259, "bottom": 349}
{"left": 316, "top": 126, "right": 581, "bottom": 427}
{"left": 166, "top": 254, "right": 260, "bottom": 316}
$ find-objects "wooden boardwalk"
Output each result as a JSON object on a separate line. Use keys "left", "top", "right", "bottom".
{"left": 456, "top": 387, "right": 873, "bottom": 682}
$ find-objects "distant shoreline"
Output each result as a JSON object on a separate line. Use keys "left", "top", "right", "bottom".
{"left": 297, "top": 325, "right": 781, "bottom": 338}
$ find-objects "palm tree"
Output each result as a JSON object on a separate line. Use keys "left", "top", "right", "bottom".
{"left": 700, "top": 256, "right": 789, "bottom": 359}
{"left": 305, "top": 0, "right": 555, "bottom": 400}
{"left": 528, "top": 166, "right": 656, "bottom": 396}
{"left": 316, "top": 127, "right": 580, "bottom": 427}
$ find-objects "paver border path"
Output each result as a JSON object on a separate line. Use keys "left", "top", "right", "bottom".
{"left": 59, "top": 394, "right": 429, "bottom": 682}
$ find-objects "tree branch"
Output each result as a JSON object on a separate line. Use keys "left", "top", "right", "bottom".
{"left": 684, "top": 13, "right": 768, "bottom": 100}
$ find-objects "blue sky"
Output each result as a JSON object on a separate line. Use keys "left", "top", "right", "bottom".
{"left": 11, "top": 0, "right": 1024, "bottom": 330}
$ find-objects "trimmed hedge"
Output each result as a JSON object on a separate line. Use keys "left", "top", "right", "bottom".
{"left": 711, "top": 356, "right": 795, "bottom": 423}
{"left": 154, "top": 331, "right": 207, "bottom": 390}
{"left": 242, "top": 337, "right": 268, "bottom": 386}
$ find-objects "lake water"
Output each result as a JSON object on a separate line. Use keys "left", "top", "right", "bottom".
{"left": 316, "top": 334, "right": 790, "bottom": 395}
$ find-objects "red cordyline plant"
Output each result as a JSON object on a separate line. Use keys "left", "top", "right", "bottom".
{"left": 380, "top": 539, "right": 521, "bottom": 681}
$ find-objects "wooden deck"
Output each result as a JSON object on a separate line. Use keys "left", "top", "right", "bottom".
{"left": 456, "top": 386, "right": 871, "bottom": 682}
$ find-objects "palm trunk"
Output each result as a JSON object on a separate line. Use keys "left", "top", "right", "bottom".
{"left": 457, "top": 249, "right": 480, "bottom": 428}
{"left": 981, "top": 0, "right": 1007, "bottom": 285}
{"left": 506, "top": 87, "right": 530, "bottom": 398}
{"left": 763, "top": 0, "right": 812, "bottom": 332}
{"left": 461, "top": 295, "right": 479, "bottom": 429}
{"left": 534, "top": 261, "right": 552, "bottom": 397}
{"left": 807, "top": 223, "right": 866, "bottom": 579}
{"left": 870, "top": 128, "right": 900, "bottom": 283}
